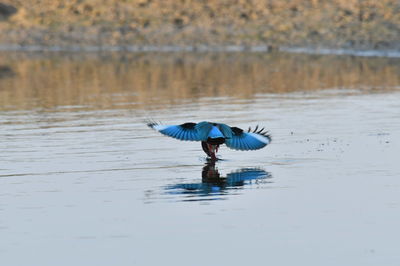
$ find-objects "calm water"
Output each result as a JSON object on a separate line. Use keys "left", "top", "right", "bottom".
{"left": 1, "top": 51, "right": 400, "bottom": 265}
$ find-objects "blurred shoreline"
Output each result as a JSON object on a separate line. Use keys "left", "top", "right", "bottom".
{"left": 1, "top": 0, "right": 399, "bottom": 55}
{"left": 0, "top": 44, "right": 400, "bottom": 58}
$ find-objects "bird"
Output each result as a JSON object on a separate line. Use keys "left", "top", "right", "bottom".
{"left": 147, "top": 121, "right": 271, "bottom": 160}
{"left": 164, "top": 163, "right": 272, "bottom": 200}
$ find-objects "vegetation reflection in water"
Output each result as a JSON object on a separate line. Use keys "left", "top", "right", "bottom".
{"left": 164, "top": 162, "right": 272, "bottom": 202}
{"left": 1, "top": 51, "right": 400, "bottom": 111}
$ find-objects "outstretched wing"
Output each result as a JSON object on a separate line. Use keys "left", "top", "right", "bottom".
{"left": 225, "top": 125, "right": 271, "bottom": 151}
{"left": 226, "top": 168, "right": 271, "bottom": 184}
{"left": 147, "top": 122, "right": 201, "bottom": 141}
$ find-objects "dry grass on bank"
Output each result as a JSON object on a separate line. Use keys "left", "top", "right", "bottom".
{"left": 0, "top": 0, "right": 399, "bottom": 49}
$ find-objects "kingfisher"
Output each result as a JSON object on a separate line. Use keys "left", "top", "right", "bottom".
{"left": 147, "top": 121, "right": 271, "bottom": 160}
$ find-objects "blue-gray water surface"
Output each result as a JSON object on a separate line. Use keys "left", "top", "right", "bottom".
{"left": 0, "top": 52, "right": 400, "bottom": 266}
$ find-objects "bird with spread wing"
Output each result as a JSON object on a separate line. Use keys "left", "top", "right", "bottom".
{"left": 147, "top": 121, "right": 271, "bottom": 160}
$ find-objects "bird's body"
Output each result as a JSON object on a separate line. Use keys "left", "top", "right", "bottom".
{"left": 147, "top": 121, "right": 271, "bottom": 160}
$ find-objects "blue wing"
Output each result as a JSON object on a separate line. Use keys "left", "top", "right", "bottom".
{"left": 194, "top": 121, "right": 213, "bottom": 140}
{"left": 217, "top": 123, "right": 233, "bottom": 139}
{"left": 148, "top": 122, "right": 201, "bottom": 141}
{"left": 226, "top": 169, "right": 271, "bottom": 184}
{"left": 225, "top": 126, "right": 271, "bottom": 151}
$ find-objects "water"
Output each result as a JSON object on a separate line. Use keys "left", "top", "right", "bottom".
{"left": 0, "top": 51, "right": 400, "bottom": 265}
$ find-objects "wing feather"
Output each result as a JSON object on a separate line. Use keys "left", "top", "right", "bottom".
{"left": 225, "top": 125, "right": 271, "bottom": 151}
{"left": 147, "top": 122, "right": 201, "bottom": 142}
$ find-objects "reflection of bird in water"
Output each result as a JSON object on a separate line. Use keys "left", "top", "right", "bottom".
{"left": 164, "top": 163, "right": 272, "bottom": 201}
{"left": 147, "top": 121, "right": 271, "bottom": 160}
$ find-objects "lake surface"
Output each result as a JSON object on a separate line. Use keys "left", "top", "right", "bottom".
{"left": 0, "top": 51, "right": 400, "bottom": 266}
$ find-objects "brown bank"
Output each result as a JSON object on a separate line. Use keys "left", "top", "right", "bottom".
{"left": 0, "top": 0, "right": 399, "bottom": 50}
